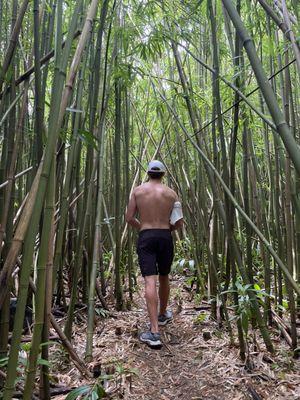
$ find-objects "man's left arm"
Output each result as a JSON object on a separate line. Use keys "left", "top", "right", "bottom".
{"left": 125, "top": 190, "right": 141, "bottom": 230}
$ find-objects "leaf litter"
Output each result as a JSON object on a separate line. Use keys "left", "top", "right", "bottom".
{"left": 51, "top": 275, "right": 300, "bottom": 400}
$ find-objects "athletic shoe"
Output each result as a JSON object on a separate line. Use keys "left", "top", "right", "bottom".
{"left": 158, "top": 310, "right": 173, "bottom": 326}
{"left": 139, "top": 331, "right": 162, "bottom": 347}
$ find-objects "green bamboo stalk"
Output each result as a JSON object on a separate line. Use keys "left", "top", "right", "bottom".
{"left": 85, "top": 5, "right": 113, "bottom": 353}
{"left": 32, "top": 0, "right": 44, "bottom": 168}
{"left": 208, "top": 0, "right": 228, "bottom": 319}
{"left": 113, "top": 30, "right": 124, "bottom": 310}
{"left": 23, "top": 158, "right": 55, "bottom": 400}
{"left": 284, "top": 153, "right": 298, "bottom": 348}
{"left": 227, "top": 0, "right": 246, "bottom": 356}
{"left": 39, "top": 215, "right": 54, "bottom": 400}
{"left": 124, "top": 85, "right": 134, "bottom": 300}
{"left": 282, "top": 49, "right": 298, "bottom": 348}
{"left": 52, "top": 67, "right": 84, "bottom": 293}
{"left": 85, "top": 128, "right": 106, "bottom": 361}
{"left": 41, "top": 0, "right": 55, "bottom": 118}
{"left": 64, "top": 159, "right": 97, "bottom": 339}
{"left": 0, "top": 15, "right": 17, "bottom": 360}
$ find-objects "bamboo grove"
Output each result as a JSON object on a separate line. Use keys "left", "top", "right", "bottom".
{"left": 0, "top": 0, "right": 299, "bottom": 398}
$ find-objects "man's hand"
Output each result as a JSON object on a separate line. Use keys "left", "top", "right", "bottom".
{"left": 170, "top": 218, "right": 184, "bottom": 231}
{"left": 125, "top": 190, "right": 141, "bottom": 230}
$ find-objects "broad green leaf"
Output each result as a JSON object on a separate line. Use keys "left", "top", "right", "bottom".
{"left": 0, "top": 357, "right": 8, "bottom": 367}
{"left": 37, "top": 358, "right": 51, "bottom": 367}
{"left": 96, "top": 384, "right": 107, "bottom": 398}
{"left": 21, "top": 343, "right": 31, "bottom": 352}
{"left": 91, "top": 391, "right": 99, "bottom": 400}
{"left": 78, "top": 129, "right": 99, "bottom": 151}
{"left": 65, "top": 385, "right": 91, "bottom": 400}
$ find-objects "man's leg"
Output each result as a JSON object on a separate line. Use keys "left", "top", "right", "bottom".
{"left": 144, "top": 275, "right": 159, "bottom": 333}
{"left": 159, "top": 274, "right": 170, "bottom": 315}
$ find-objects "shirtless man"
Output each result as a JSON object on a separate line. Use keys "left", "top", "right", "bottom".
{"left": 126, "top": 160, "right": 183, "bottom": 347}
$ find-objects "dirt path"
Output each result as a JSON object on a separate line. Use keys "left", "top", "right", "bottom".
{"left": 53, "top": 276, "right": 300, "bottom": 399}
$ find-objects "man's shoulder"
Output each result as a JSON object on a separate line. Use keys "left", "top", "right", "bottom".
{"left": 164, "top": 185, "right": 178, "bottom": 199}
{"left": 133, "top": 183, "right": 148, "bottom": 194}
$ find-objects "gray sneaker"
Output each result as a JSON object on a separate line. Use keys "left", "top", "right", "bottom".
{"left": 139, "top": 331, "right": 162, "bottom": 347}
{"left": 158, "top": 310, "right": 173, "bottom": 326}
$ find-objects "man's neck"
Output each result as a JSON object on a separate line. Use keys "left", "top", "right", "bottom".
{"left": 149, "top": 179, "right": 163, "bottom": 184}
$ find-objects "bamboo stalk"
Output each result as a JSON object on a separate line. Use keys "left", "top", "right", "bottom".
{"left": 85, "top": 129, "right": 106, "bottom": 361}
{"left": 23, "top": 158, "right": 55, "bottom": 399}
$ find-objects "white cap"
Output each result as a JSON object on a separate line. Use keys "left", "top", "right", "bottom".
{"left": 147, "top": 160, "right": 166, "bottom": 173}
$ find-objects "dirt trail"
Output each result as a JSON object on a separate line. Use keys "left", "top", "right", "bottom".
{"left": 54, "top": 276, "right": 300, "bottom": 400}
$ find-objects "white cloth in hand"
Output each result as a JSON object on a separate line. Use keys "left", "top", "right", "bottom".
{"left": 170, "top": 201, "right": 183, "bottom": 225}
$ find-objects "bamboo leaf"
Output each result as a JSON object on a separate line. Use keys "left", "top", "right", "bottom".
{"left": 78, "top": 129, "right": 99, "bottom": 151}
{"left": 0, "top": 357, "right": 9, "bottom": 367}
{"left": 90, "top": 391, "right": 98, "bottom": 400}
{"left": 37, "top": 358, "right": 51, "bottom": 367}
{"left": 65, "top": 385, "right": 91, "bottom": 400}
{"left": 96, "top": 384, "right": 107, "bottom": 398}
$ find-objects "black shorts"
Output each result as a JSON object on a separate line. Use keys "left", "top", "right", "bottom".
{"left": 137, "top": 229, "right": 174, "bottom": 277}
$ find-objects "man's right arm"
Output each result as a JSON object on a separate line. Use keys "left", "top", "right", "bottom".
{"left": 125, "top": 189, "right": 141, "bottom": 230}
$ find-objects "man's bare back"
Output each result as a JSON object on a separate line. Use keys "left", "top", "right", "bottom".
{"left": 126, "top": 178, "right": 183, "bottom": 232}
{"left": 133, "top": 181, "right": 177, "bottom": 230}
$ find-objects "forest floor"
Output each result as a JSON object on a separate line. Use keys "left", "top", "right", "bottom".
{"left": 51, "top": 275, "right": 300, "bottom": 400}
